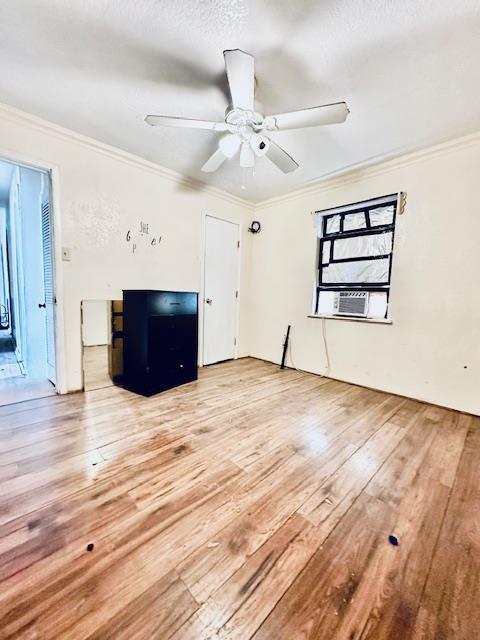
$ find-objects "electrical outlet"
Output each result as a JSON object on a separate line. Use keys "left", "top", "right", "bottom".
{"left": 62, "top": 247, "right": 71, "bottom": 261}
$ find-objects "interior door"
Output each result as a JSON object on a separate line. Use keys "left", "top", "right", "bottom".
{"left": 41, "top": 196, "right": 56, "bottom": 384}
{"left": 203, "top": 216, "right": 239, "bottom": 365}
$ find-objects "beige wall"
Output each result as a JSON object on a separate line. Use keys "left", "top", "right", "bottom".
{"left": 0, "top": 104, "right": 253, "bottom": 392}
{"left": 247, "top": 135, "right": 480, "bottom": 416}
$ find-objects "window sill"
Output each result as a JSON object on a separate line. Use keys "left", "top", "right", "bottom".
{"left": 308, "top": 314, "right": 392, "bottom": 325}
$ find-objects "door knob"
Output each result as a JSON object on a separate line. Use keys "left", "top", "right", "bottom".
{"left": 38, "top": 303, "right": 46, "bottom": 308}
{"left": 205, "top": 298, "right": 212, "bottom": 305}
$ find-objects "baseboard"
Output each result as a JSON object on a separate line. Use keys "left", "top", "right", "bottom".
{"left": 243, "top": 355, "right": 477, "bottom": 417}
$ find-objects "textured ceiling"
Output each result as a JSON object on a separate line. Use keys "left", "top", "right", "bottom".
{"left": 0, "top": 0, "right": 479, "bottom": 202}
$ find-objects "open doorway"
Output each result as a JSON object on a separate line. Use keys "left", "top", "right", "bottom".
{"left": 0, "top": 159, "right": 57, "bottom": 405}
{"left": 81, "top": 298, "right": 123, "bottom": 392}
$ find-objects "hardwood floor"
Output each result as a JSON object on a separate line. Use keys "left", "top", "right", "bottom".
{"left": 0, "top": 358, "right": 477, "bottom": 639}
{"left": 0, "top": 332, "right": 56, "bottom": 406}
{"left": 0, "top": 376, "right": 56, "bottom": 407}
{"left": 83, "top": 345, "right": 113, "bottom": 392}
{"left": 0, "top": 335, "right": 22, "bottom": 380}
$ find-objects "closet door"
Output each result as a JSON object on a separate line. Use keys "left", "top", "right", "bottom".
{"left": 41, "top": 197, "right": 56, "bottom": 384}
{"left": 203, "top": 216, "right": 239, "bottom": 365}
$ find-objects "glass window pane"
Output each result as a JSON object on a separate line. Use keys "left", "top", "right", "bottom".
{"left": 343, "top": 212, "right": 366, "bottom": 231}
{"left": 326, "top": 215, "right": 340, "bottom": 234}
{"left": 369, "top": 205, "right": 394, "bottom": 226}
{"left": 317, "top": 290, "right": 335, "bottom": 315}
{"left": 322, "top": 258, "right": 390, "bottom": 284}
{"left": 368, "top": 292, "right": 388, "bottom": 318}
{"left": 333, "top": 232, "right": 392, "bottom": 260}
{"left": 322, "top": 240, "right": 331, "bottom": 264}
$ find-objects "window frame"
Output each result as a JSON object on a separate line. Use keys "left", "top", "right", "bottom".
{"left": 314, "top": 194, "right": 398, "bottom": 318}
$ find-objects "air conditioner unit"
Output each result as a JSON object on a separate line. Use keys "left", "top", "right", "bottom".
{"left": 333, "top": 291, "right": 368, "bottom": 317}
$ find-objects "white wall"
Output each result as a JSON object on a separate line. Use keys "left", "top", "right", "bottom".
{"left": 0, "top": 104, "right": 253, "bottom": 392}
{"left": 81, "top": 300, "right": 110, "bottom": 347}
{"left": 247, "top": 134, "right": 480, "bottom": 416}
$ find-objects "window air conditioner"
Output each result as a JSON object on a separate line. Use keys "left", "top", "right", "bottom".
{"left": 333, "top": 291, "right": 368, "bottom": 317}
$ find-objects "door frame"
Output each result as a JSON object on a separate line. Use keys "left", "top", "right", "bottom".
{"left": 7, "top": 169, "right": 27, "bottom": 372}
{"left": 200, "top": 212, "right": 241, "bottom": 367}
{"left": 0, "top": 149, "right": 67, "bottom": 394}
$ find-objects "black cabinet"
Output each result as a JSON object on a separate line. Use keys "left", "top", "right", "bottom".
{"left": 122, "top": 290, "right": 198, "bottom": 396}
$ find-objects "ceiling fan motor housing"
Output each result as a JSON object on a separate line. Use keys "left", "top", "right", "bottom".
{"left": 225, "top": 108, "right": 264, "bottom": 131}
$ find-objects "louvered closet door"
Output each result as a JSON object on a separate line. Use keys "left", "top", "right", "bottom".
{"left": 41, "top": 199, "right": 56, "bottom": 384}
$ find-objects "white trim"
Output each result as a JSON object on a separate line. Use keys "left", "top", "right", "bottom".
{"left": 200, "top": 212, "right": 241, "bottom": 367}
{"left": 1, "top": 102, "right": 478, "bottom": 211}
{"left": 199, "top": 213, "right": 207, "bottom": 368}
{"left": 232, "top": 219, "right": 242, "bottom": 362}
{"left": 48, "top": 167, "right": 68, "bottom": 394}
{"left": 0, "top": 151, "right": 68, "bottom": 395}
{"left": 0, "top": 101, "right": 254, "bottom": 211}
{"left": 255, "top": 130, "right": 480, "bottom": 210}
{"left": 308, "top": 314, "right": 392, "bottom": 325}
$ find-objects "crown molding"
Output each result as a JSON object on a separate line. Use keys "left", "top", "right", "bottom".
{"left": 2, "top": 101, "right": 478, "bottom": 213}
{"left": 255, "top": 130, "right": 480, "bottom": 210}
{"left": 0, "top": 101, "right": 254, "bottom": 211}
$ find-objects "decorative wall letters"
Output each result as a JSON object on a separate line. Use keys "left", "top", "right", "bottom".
{"left": 126, "top": 220, "right": 162, "bottom": 254}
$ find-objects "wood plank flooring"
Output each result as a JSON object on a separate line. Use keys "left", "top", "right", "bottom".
{"left": 0, "top": 376, "right": 56, "bottom": 407}
{"left": 0, "top": 358, "right": 478, "bottom": 639}
{"left": 0, "top": 336, "right": 22, "bottom": 380}
{"left": 83, "top": 345, "right": 113, "bottom": 392}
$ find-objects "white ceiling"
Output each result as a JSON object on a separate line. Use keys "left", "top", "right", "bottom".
{"left": 0, "top": 0, "right": 479, "bottom": 203}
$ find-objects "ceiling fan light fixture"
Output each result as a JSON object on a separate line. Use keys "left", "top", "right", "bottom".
{"left": 240, "top": 141, "right": 255, "bottom": 168}
{"left": 218, "top": 133, "right": 241, "bottom": 158}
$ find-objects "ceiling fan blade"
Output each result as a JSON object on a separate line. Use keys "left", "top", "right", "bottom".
{"left": 201, "top": 149, "right": 227, "bottom": 173}
{"left": 223, "top": 49, "right": 255, "bottom": 111}
{"left": 263, "top": 102, "right": 349, "bottom": 131}
{"left": 145, "top": 115, "right": 228, "bottom": 131}
{"left": 266, "top": 140, "right": 299, "bottom": 173}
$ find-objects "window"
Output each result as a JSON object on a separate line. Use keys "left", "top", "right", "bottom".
{"left": 313, "top": 194, "right": 398, "bottom": 320}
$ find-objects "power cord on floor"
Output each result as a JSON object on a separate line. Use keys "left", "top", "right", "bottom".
{"left": 321, "top": 317, "right": 331, "bottom": 376}
{"left": 284, "top": 321, "right": 331, "bottom": 377}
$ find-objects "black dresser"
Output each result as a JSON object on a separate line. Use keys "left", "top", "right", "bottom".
{"left": 122, "top": 290, "right": 198, "bottom": 396}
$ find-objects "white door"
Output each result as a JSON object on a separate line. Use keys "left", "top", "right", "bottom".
{"left": 203, "top": 216, "right": 239, "bottom": 365}
{"left": 41, "top": 196, "right": 56, "bottom": 384}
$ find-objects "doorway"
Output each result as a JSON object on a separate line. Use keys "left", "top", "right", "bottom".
{"left": 0, "top": 159, "right": 57, "bottom": 405}
{"left": 202, "top": 215, "right": 240, "bottom": 365}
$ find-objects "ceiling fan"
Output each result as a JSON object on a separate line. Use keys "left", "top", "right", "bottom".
{"left": 145, "top": 49, "right": 349, "bottom": 174}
